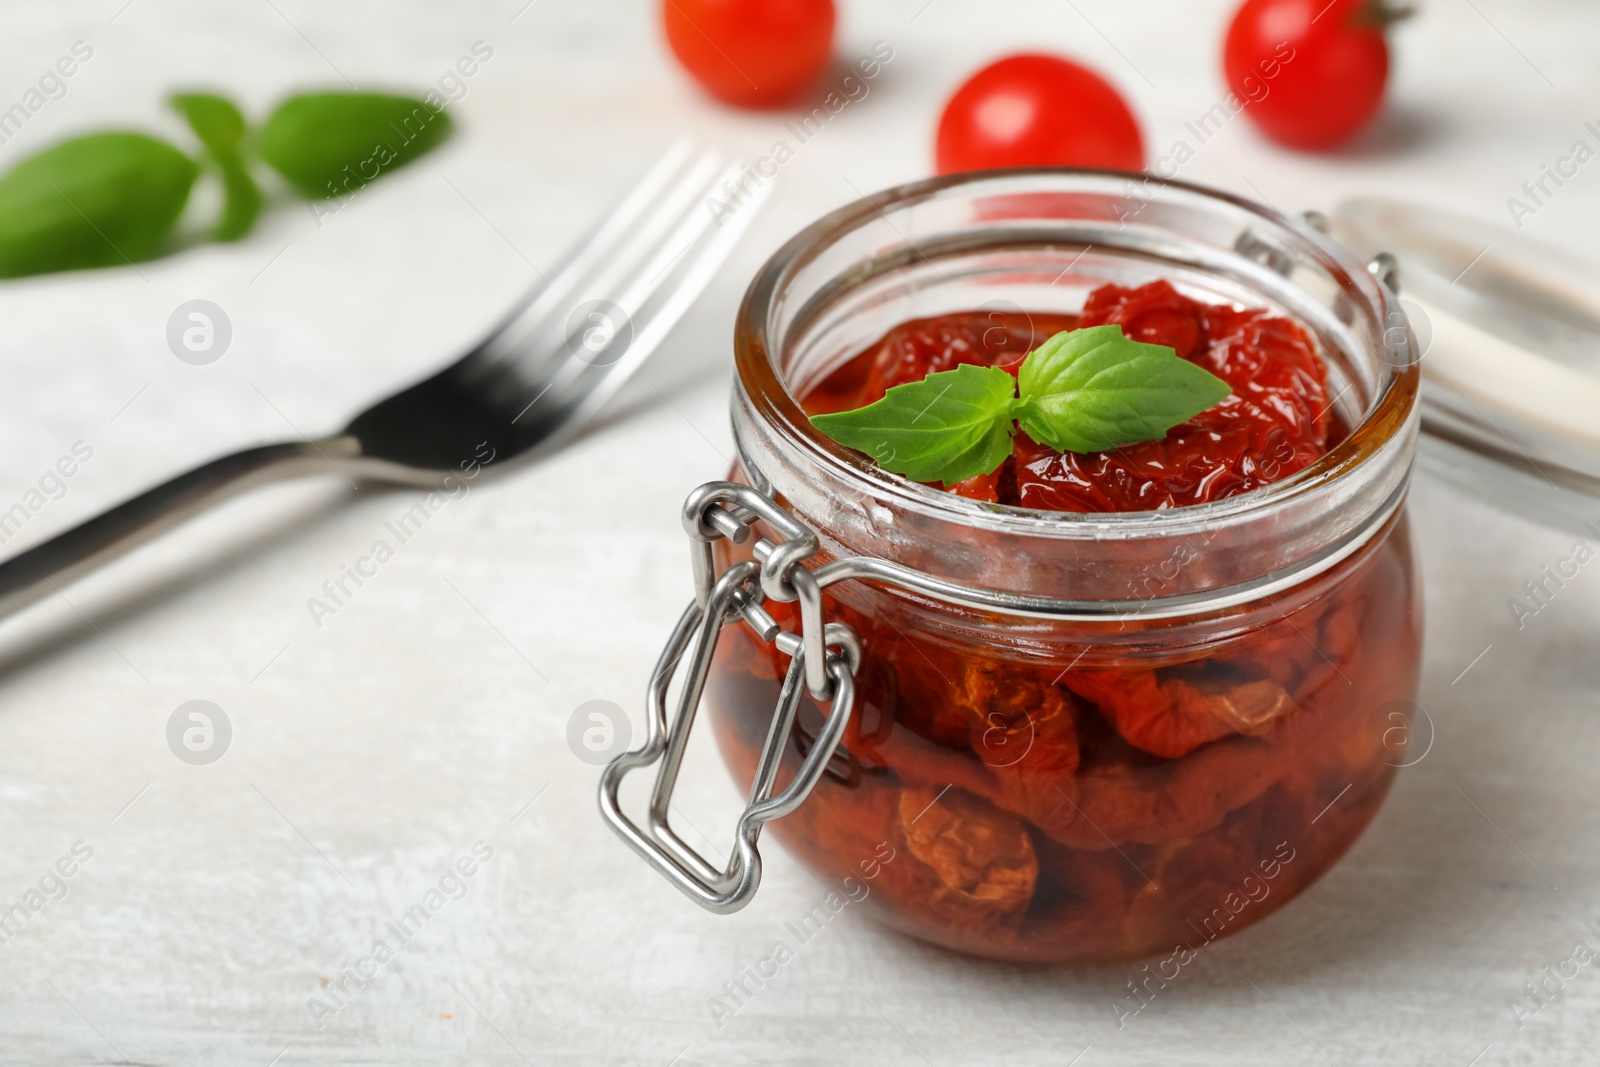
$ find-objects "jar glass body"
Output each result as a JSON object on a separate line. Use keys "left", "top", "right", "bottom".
{"left": 705, "top": 171, "right": 1423, "bottom": 964}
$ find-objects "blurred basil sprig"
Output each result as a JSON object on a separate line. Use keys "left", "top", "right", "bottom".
{"left": 171, "top": 93, "right": 261, "bottom": 241}
{"left": 0, "top": 90, "right": 453, "bottom": 279}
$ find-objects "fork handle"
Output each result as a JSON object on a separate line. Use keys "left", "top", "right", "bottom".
{"left": 0, "top": 436, "right": 359, "bottom": 620}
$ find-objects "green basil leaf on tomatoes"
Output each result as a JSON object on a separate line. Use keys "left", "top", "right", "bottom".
{"left": 259, "top": 92, "right": 452, "bottom": 199}
{"left": 1014, "top": 325, "right": 1232, "bottom": 454}
{"left": 811, "top": 363, "right": 1020, "bottom": 485}
{"left": 809, "top": 324, "right": 1232, "bottom": 484}
{"left": 0, "top": 132, "right": 198, "bottom": 278}
{"left": 171, "top": 92, "right": 262, "bottom": 241}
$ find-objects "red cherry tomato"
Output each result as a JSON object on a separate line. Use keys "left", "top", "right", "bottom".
{"left": 661, "top": 0, "right": 834, "bottom": 109}
{"left": 935, "top": 54, "right": 1144, "bottom": 175}
{"left": 1224, "top": 0, "right": 1393, "bottom": 150}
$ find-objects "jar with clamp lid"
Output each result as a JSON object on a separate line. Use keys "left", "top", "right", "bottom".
{"left": 601, "top": 169, "right": 1424, "bottom": 964}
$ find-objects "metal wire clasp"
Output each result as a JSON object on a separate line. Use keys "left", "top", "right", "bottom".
{"left": 598, "top": 482, "right": 861, "bottom": 913}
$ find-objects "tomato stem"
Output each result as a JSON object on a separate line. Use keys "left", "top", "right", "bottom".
{"left": 1356, "top": 0, "right": 1415, "bottom": 29}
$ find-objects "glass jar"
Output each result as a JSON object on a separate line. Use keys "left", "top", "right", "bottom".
{"left": 604, "top": 169, "right": 1423, "bottom": 965}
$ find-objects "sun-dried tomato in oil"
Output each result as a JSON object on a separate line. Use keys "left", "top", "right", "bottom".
{"left": 705, "top": 281, "right": 1420, "bottom": 963}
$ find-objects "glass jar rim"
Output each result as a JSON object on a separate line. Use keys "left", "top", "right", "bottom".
{"left": 733, "top": 167, "right": 1420, "bottom": 542}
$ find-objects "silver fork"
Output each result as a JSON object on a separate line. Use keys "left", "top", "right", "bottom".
{"left": 0, "top": 141, "right": 767, "bottom": 619}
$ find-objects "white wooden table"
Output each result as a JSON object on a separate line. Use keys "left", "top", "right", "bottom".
{"left": 0, "top": 1, "right": 1597, "bottom": 1063}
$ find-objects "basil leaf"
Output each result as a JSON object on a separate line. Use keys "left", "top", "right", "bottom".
{"left": 259, "top": 92, "right": 452, "bottom": 199}
{"left": 1015, "top": 325, "right": 1232, "bottom": 453}
{"left": 811, "top": 363, "right": 1019, "bottom": 485}
{"left": 171, "top": 92, "right": 246, "bottom": 152}
{"left": 0, "top": 132, "right": 198, "bottom": 278}
{"left": 172, "top": 92, "right": 262, "bottom": 241}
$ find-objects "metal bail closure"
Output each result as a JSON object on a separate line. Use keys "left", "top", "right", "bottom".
{"left": 599, "top": 482, "right": 861, "bottom": 914}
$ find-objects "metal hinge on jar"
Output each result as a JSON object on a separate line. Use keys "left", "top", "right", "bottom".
{"left": 598, "top": 482, "right": 861, "bottom": 914}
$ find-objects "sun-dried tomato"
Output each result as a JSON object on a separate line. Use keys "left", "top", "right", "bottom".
{"left": 806, "top": 281, "right": 1333, "bottom": 512}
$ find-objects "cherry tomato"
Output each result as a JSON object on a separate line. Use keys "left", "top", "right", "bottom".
{"left": 935, "top": 54, "right": 1144, "bottom": 175}
{"left": 1224, "top": 0, "right": 1395, "bottom": 150}
{"left": 661, "top": 0, "right": 834, "bottom": 109}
